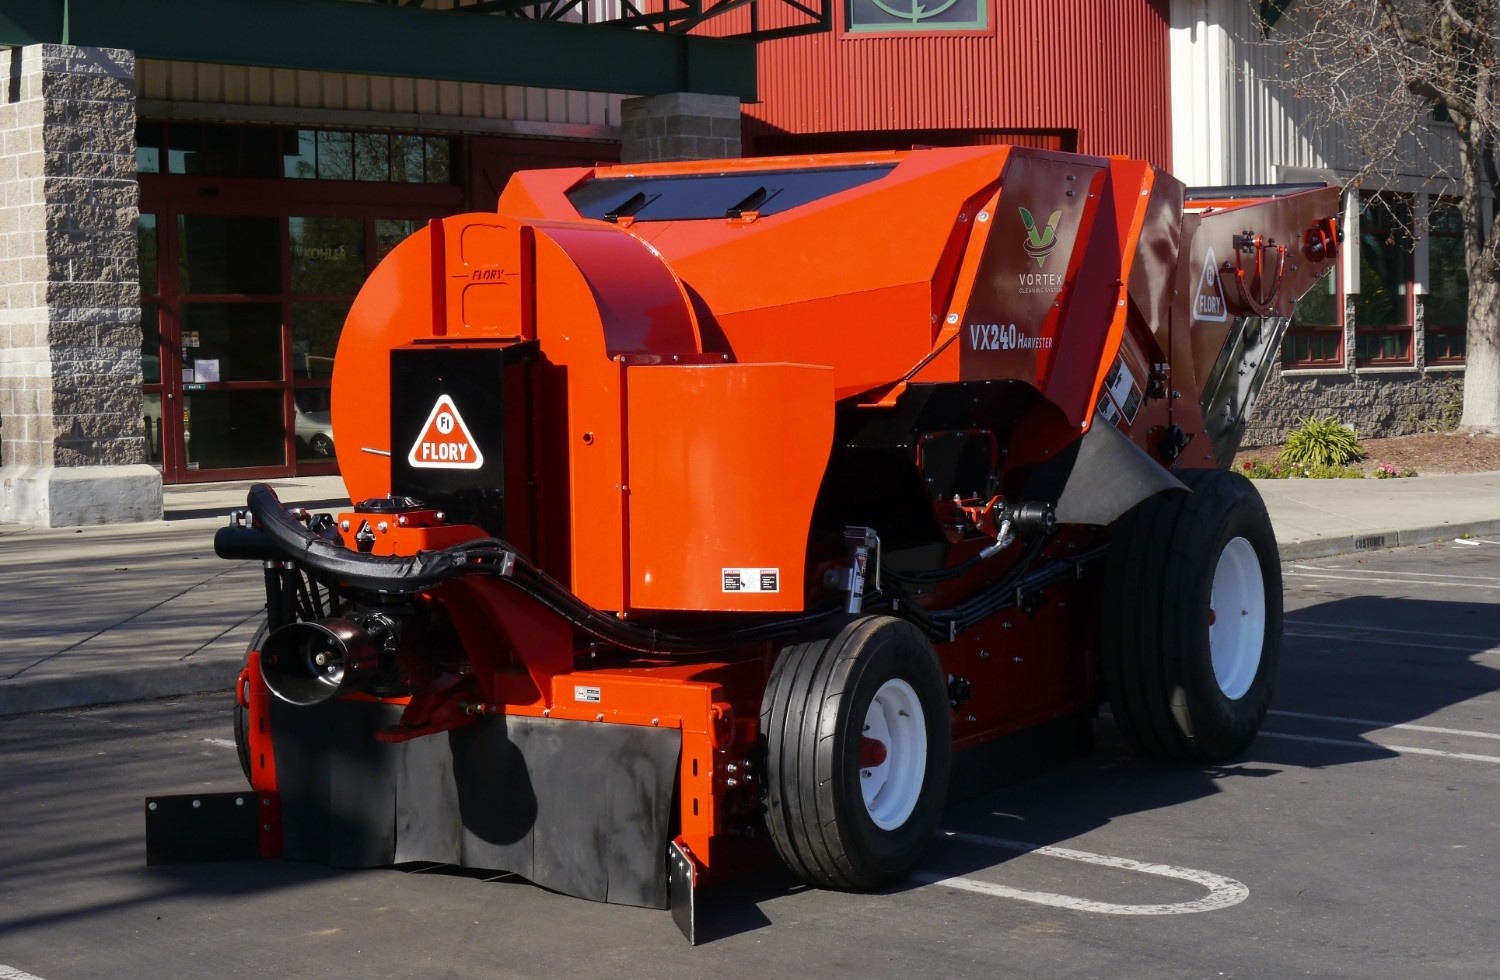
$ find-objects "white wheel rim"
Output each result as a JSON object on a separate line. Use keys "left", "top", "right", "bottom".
{"left": 1210, "top": 536, "right": 1265, "bottom": 700}
{"left": 859, "top": 678, "right": 927, "bottom": 831}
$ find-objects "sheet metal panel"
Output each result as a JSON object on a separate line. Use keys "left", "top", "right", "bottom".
{"left": 746, "top": 0, "right": 1172, "bottom": 167}
{"left": 139, "top": 58, "right": 623, "bottom": 128}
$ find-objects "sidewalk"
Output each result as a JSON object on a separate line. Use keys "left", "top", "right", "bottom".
{"left": 3, "top": 471, "right": 1500, "bottom": 718}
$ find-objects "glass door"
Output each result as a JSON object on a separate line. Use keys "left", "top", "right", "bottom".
{"left": 140, "top": 182, "right": 458, "bottom": 483}
{"left": 176, "top": 213, "right": 289, "bottom": 478}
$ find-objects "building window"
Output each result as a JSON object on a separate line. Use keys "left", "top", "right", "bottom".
{"left": 1425, "top": 197, "right": 1467, "bottom": 365}
{"left": 1283, "top": 264, "right": 1342, "bottom": 368}
{"left": 136, "top": 122, "right": 459, "bottom": 185}
{"left": 1355, "top": 192, "right": 1414, "bottom": 366}
{"left": 846, "top": 0, "right": 987, "bottom": 32}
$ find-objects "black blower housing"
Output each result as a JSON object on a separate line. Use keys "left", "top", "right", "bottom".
{"left": 261, "top": 616, "right": 385, "bottom": 706}
{"left": 389, "top": 341, "right": 537, "bottom": 538}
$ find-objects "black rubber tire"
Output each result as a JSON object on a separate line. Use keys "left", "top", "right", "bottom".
{"left": 760, "top": 615, "right": 951, "bottom": 890}
{"left": 233, "top": 621, "right": 269, "bottom": 785}
{"left": 1101, "top": 468, "right": 1282, "bottom": 763}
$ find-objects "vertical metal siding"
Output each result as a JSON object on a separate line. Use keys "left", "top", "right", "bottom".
{"left": 746, "top": 0, "right": 1174, "bottom": 167}
{"left": 1169, "top": 0, "right": 1458, "bottom": 188}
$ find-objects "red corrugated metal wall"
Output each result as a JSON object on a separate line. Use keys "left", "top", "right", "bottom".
{"left": 742, "top": 0, "right": 1172, "bottom": 168}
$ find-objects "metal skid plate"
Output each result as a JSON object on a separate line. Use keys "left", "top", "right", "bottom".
{"left": 145, "top": 792, "right": 263, "bottom": 866}
{"left": 669, "top": 840, "right": 698, "bottom": 945}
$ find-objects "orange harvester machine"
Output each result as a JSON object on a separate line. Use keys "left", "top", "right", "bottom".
{"left": 148, "top": 146, "right": 1340, "bottom": 941}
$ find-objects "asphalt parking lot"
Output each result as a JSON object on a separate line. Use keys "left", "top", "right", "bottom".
{"left": 1, "top": 540, "right": 1497, "bottom": 979}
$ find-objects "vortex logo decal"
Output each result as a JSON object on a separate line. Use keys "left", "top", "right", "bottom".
{"left": 1020, "top": 207, "right": 1063, "bottom": 268}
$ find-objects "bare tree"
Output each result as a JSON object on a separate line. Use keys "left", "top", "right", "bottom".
{"left": 1264, "top": 1, "right": 1500, "bottom": 429}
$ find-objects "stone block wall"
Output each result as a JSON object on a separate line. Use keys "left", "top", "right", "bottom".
{"left": 1244, "top": 295, "right": 1467, "bottom": 447}
{"left": 1243, "top": 366, "right": 1463, "bottom": 446}
{"left": 0, "top": 44, "right": 160, "bottom": 525}
{"left": 619, "top": 92, "right": 741, "bottom": 163}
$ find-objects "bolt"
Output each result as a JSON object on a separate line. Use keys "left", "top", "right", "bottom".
{"left": 235, "top": 797, "right": 244, "bottom": 807}
{"left": 263, "top": 824, "right": 272, "bottom": 831}
{"left": 967, "top": 715, "right": 977, "bottom": 723}
{"left": 340, "top": 520, "right": 350, "bottom": 532}
{"left": 946, "top": 313, "right": 959, "bottom": 324}
{"left": 192, "top": 800, "right": 201, "bottom": 809}
{"left": 148, "top": 802, "right": 157, "bottom": 811}
{"left": 377, "top": 521, "right": 389, "bottom": 533}
{"left": 595, "top": 713, "right": 605, "bottom": 722}
{"left": 979, "top": 650, "right": 989, "bottom": 658}
{"left": 978, "top": 211, "right": 990, "bottom": 222}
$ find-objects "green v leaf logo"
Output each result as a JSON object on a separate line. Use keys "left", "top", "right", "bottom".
{"left": 1019, "top": 208, "right": 1064, "bottom": 268}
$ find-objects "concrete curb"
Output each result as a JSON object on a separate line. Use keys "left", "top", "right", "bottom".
{"left": 0, "top": 658, "right": 242, "bottom": 718}
{"left": 1275, "top": 518, "right": 1500, "bottom": 562}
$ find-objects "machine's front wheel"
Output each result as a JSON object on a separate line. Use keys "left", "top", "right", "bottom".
{"left": 1101, "top": 467, "right": 1282, "bottom": 762}
{"left": 233, "top": 621, "right": 269, "bottom": 784}
{"left": 761, "top": 616, "right": 950, "bottom": 890}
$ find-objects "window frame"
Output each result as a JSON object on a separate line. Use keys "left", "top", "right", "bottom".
{"left": 1354, "top": 191, "right": 1416, "bottom": 369}
{"left": 1424, "top": 195, "right": 1468, "bottom": 366}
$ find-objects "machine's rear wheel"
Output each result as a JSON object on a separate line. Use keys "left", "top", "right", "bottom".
{"left": 761, "top": 616, "right": 950, "bottom": 890}
{"left": 1101, "top": 467, "right": 1282, "bottom": 762}
{"left": 233, "top": 621, "right": 269, "bottom": 784}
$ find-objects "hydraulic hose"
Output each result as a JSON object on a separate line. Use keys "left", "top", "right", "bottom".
{"left": 235, "top": 483, "right": 475, "bottom": 594}
{"left": 229, "top": 484, "right": 837, "bottom": 655}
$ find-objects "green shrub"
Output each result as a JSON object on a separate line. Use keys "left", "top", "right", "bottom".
{"left": 1278, "top": 416, "right": 1365, "bottom": 468}
{"left": 1242, "top": 459, "right": 1365, "bottom": 479}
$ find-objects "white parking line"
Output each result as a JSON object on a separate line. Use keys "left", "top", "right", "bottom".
{"left": 1284, "top": 621, "right": 1500, "bottom": 645}
{"left": 915, "top": 830, "right": 1249, "bottom": 915}
{"left": 1288, "top": 564, "right": 1492, "bottom": 582}
{"left": 0, "top": 966, "right": 49, "bottom": 980}
{"left": 1283, "top": 569, "right": 1500, "bottom": 591}
{"left": 1269, "top": 709, "right": 1500, "bottom": 741}
{"left": 1283, "top": 624, "right": 1495, "bottom": 654}
{"left": 1259, "top": 731, "right": 1500, "bottom": 765}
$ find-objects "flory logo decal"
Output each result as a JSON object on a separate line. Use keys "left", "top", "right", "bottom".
{"left": 1019, "top": 207, "right": 1063, "bottom": 268}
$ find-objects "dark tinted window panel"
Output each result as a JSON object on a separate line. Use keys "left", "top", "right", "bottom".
{"left": 241, "top": 126, "right": 281, "bottom": 178}
{"left": 177, "top": 215, "right": 282, "bottom": 295}
{"left": 137, "top": 121, "right": 163, "bottom": 174}
{"left": 567, "top": 165, "right": 897, "bottom": 222}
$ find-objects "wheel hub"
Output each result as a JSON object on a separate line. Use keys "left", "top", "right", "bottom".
{"left": 859, "top": 678, "right": 927, "bottom": 831}
{"left": 1209, "top": 536, "right": 1265, "bottom": 700}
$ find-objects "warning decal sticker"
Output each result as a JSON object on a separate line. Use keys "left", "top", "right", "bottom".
{"left": 1194, "top": 247, "right": 1228, "bottom": 322}
{"left": 1099, "top": 358, "right": 1144, "bottom": 428}
{"left": 722, "top": 568, "right": 780, "bottom": 594}
{"left": 408, "top": 394, "right": 485, "bottom": 469}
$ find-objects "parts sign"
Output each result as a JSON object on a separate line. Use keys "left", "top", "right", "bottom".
{"left": 408, "top": 394, "right": 485, "bottom": 469}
